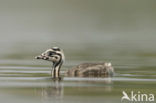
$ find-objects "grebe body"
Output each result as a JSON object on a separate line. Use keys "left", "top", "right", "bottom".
{"left": 67, "top": 62, "right": 113, "bottom": 77}
{"left": 35, "top": 47, "right": 114, "bottom": 78}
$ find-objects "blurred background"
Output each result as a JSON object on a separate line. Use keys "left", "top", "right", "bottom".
{"left": 0, "top": 0, "right": 155, "bottom": 62}
{"left": 0, "top": 0, "right": 156, "bottom": 103}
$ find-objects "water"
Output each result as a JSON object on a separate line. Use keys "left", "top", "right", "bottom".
{"left": 0, "top": 54, "right": 156, "bottom": 103}
{"left": 0, "top": 0, "right": 156, "bottom": 103}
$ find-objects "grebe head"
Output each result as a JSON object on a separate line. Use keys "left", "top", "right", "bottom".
{"left": 35, "top": 47, "right": 65, "bottom": 78}
{"left": 35, "top": 47, "right": 65, "bottom": 62}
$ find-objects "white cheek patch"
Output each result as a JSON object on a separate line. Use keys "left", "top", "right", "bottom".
{"left": 47, "top": 55, "right": 60, "bottom": 62}
{"left": 47, "top": 57, "right": 54, "bottom": 61}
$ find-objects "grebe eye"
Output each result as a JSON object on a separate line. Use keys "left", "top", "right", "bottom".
{"left": 48, "top": 51, "right": 55, "bottom": 56}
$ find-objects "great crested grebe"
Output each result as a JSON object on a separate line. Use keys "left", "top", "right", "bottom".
{"left": 35, "top": 47, "right": 114, "bottom": 78}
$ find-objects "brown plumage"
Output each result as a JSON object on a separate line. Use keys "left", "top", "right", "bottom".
{"left": 66, "top": 63, "right": 114, "bottom": 77}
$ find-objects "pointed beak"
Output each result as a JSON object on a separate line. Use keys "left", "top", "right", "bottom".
{"left": 35, "top": 55, "right": 43, "bottom": 59}
{"left": 35, "top": 55, "right": 49, "bottom": 60}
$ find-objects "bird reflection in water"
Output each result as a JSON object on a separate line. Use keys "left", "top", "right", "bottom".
{"left": 36, "top": 76, "right": 113, "bottom": 103}
{"left": 40, "top": 78, "right": 64, "bottom": 102}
